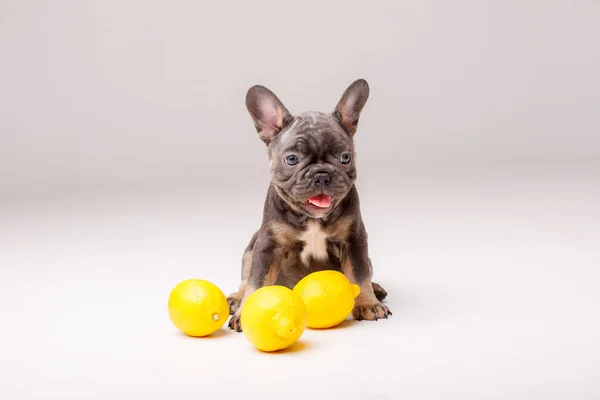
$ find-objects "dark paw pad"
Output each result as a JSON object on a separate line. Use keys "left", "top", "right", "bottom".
{"left": 228, "top": 314, "right": 242, "bottom": 332}
{"left": 227, "top": 295, "right": 242, "bottom": 315}
{"left": 372, "top": 282, "right": 388, "bottom": 302}
{"left": 353, "top": 302, "right": 392, "bottom": 321}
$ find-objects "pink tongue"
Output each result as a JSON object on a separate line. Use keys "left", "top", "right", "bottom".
{"left": 308, "top": 195, "right": 332, "bottom": 208}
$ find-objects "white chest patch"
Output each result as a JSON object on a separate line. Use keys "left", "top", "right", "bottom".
{"left": 299, "top": 221, "right": 329, "bottom": 265}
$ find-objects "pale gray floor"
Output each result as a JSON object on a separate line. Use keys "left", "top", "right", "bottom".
{"left": 1, "top": 166, "right": 599, "bottom": 399}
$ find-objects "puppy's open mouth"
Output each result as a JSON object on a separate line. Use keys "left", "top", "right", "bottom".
{"left": 303, "top": 194, "right": 333, "bottom": 210}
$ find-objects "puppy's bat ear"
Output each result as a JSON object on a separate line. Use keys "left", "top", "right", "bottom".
{"left": 245, "top": 85, "right": 293, "bottom": 145}
{"left": 333, "top": 79, "right": 370, "bottom": 136}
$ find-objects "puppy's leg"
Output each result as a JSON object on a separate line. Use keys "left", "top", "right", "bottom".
{"left": 342, "top": 242, "right": 391, "bottom": 321}
{"left": 227, "top": 231, "right": 259, "bottom": 314}
{"left": 228, "top": 234, "right": 280, "bottom": 332}
{"left": 227, "top": 251, "right": 252, "bottom": 315}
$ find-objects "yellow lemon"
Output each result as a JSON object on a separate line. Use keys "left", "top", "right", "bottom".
{"left": 168, "top": 279, "right": 229, "bottom": 337}
{"left": 241, "top": 286, "right": 307, "bottom": 352}
{"left": 293, "top": 270, "right": 360, "bottom": 329}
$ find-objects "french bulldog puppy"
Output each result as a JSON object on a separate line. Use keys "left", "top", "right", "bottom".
{"left": 227, "top": 79, "right": 390, "bottom": 331}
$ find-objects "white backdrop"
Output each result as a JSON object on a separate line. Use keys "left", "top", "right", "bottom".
{"left": 1, "top": 0, "right": 599, "bottom": 199}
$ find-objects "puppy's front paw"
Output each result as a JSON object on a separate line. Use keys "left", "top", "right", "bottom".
{"left": 228, "top": 314, "right": 243, "bottom": 332}
{"left": 353, "top": 301, "right": 392, "bottom": 321}
{"left": 227, "top": 294, "right": 242, "bottom": 315}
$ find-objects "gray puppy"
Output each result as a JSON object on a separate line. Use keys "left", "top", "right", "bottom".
{"left": 227, "top": 79, "right": 391, "bottom": 331}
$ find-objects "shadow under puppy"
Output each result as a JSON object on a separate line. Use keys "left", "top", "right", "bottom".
{"left": 228, "top": 79, "right": 391, "bottom": 331}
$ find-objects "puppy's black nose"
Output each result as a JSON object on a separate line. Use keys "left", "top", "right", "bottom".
{"left": 313, "top": 171, "right": 331, "bottom": 186}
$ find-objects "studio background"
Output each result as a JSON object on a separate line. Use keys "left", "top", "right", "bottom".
{"left": 1, "top": 1, "right": 599, "bottom": 399}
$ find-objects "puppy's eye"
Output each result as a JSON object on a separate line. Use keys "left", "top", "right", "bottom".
{"left": 340, "top": 152, "right": 352, "bottom": 164}
{"left": 284, "top": 155, "right": 299, "bottom": 165}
